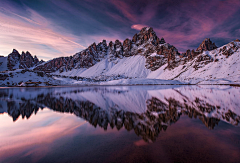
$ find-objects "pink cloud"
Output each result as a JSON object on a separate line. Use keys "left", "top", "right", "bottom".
{"left": 110, "top": 0, "right": 138, "bottom": 22}
{"left": 131, "top": 0, "right": 240, "bottom": 52}
{"left": 131, "top": 24, "right": 148, "bottom": 30}
{"left": 0, "top": 7, "right": 86, "bottom": 60}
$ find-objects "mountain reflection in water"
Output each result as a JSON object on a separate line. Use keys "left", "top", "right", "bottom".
{"left": 0, "top": 85, "right": 239, "bottom": 143}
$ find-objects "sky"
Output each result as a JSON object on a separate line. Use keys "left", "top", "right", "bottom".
{"left": 0, "top": 0, "right": 240, "bottom": 61}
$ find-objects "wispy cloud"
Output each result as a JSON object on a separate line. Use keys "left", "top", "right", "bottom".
{"left": 0, "top": 6, "right": 86, "bottom": 60}
{"left": 0, "top": 0, "right": 240, "bottom": 58}
{"left": 131, "top": 0, "right": 240, "bottom": 51}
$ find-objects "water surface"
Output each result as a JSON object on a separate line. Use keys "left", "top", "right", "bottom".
{"left": 0, "top": 85, "right": 240, "bottom": 163}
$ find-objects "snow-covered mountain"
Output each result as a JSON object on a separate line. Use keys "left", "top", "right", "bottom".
{"left": 148, "top": 40, "right": 240, "bottom": 84}
{"left": 0, "top": 49, "right": 44, "bottom": 72}
{"left": 0, "top": 27, "right": 239, "bottom": 86}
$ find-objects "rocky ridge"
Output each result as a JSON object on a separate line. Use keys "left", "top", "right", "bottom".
{"left": 33, "top": 27, "right": 222, "bottom": 75}
{"left": 1, "top": 27, "right": 239, "bottom": 86}
{"left": 7, "top": 49, "right": 43, "bottom": 71}
{"left": 4, "top": 27, "right": 219, "bottom": 74}
{"left": 34, "top": 27, "right": 181, "bottom": 72}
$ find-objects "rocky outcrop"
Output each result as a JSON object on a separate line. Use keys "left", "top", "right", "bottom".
{"left": 7, "top": 49, "right": 20, "bottom": 70}
{"left": 19, "top": 51, "right": 35, "bottom": 69}
{"left": 107, "top": 40, "right": 123, "bottom": 61}
{"left": 145, "top": 43, "right": 180, "bottom": 70}
{"left": 218, "top": 41, "right": 239, "bottom": 58}
{"left": 7, "top": 49, "right": 42, "bottom": 70}
{"left": 196, "top": 38, "right": 217, "bottom": 52}
{"left": 182, "top": 38, "right": 218, "bottom": 61}
{"left": 123, "top": 38, "right": 132, "bottom": 57}
{"left": 132, "top": 27, "right": 160, "bottom": 46}
{"left": 179, "top": 38, "right": 218, "bottom": 70}
{"left": 182, "top": 49, "right": 201, "bottom": 60}
{"left": 35, "top": 57, "right": 71, "bottom": 73}
{"left": 35, "top": 40, "right": 109, "bottom": 72}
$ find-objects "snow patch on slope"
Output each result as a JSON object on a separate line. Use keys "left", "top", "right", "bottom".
{"left": 56, "top": 55, "right": 151, "bottom": 79}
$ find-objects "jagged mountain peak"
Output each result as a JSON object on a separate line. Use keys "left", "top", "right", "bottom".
{"left": 132, "top": 27, "right": 160, "bottom": 46}
{"left": 196, "top": 38, "right": 217, "bottom": 52}
{"left": 160, "top": 37, "right": 166, "bottom": 44}
{"left": 6, "top": 49, "right": 41, "bottom": 70}
{"left": 25, "top": 51, "right": 31, "bottom": 55}
{"left": 139, "top": 27, "right": 154, "bottom": 34}
{"left": 12, "top": 49, "right": 19, "bottom": 54}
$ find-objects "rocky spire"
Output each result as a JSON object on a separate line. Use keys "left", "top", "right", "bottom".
{"left": 12, "top": 49, "right": 19, "bottom": 54}
{"left": 7, "top": 49, "right": 20, "bottom": 70}
{"left": 19, "top": 51, "right": 36, "bottom": 69}
{"left": 34, "top": 55, "right": 39, "bottom": 64}
{"left": 123, "top": 38, "right": 132, "bottom": 57}
{"left": 196, "top": 38, "right": 217, "bottom": 52}
{"left": 7, "top": 49, "right": 41, "bottom": 70}
{"left": 159, "top": 37, "right": 166, "bottom": 44}
{"left": 132, "top": 27, "right": 160, "bottom": 46}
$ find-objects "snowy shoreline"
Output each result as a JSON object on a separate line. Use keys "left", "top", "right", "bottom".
{"left": 0, "top": 83, "right": 239, "bottom": 88}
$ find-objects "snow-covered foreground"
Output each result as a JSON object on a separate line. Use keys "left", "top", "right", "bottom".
{"left": 0, "top": 69, "right": 183, "bottom": 87}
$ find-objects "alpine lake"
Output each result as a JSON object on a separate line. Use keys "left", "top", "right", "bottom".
{"left": 0, "top": 85, "right": 240, "bottom": 163}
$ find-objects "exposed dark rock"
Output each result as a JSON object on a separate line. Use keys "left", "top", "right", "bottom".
{"left": 123, "top": 38, "right": 132, "bottom": 57}
{"left": 218, "top": 42, "right": 239, "bottom": 58}
{"left": 7, "top": 49, "right": 20, "bottom": 70}
{"left": 182, "top": 49, "right": 201, "bottom": 61}
{"left": 159, "top": 37, "right": 166, "bottom": 44}
{"left": 7, "top": 49, "right": 41, "bottom": 70}
{"left": 196, "top": 38, "right": 217, "bottom": 52}
{"left": 132, "top": 27, "right": 160, "bottom": 46}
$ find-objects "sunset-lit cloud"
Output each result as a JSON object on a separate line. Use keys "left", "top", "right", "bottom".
{"left": 0, "top": 0, "right": 240, "bottom": 59}
{"left": 131, "top": 24, "right": 147, "bottom": 31}
{"left": 0, "top": 6, "right": 86, "bottom": 60}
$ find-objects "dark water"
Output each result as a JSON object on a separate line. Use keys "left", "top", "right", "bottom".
{"left": 0, "top": 85, "right": 240, "bottom": 163}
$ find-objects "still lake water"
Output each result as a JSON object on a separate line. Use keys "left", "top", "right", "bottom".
{"left": 0, "top": 85, "right": 240, "bottom": 163}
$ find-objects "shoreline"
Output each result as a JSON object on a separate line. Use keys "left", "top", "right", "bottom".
{"left": 0, "top": 83, "right": 239, "bottom": 88}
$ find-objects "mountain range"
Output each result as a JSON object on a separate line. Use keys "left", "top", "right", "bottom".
{"left": 0, "top": 27, "right": 239, "bottom": 86}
